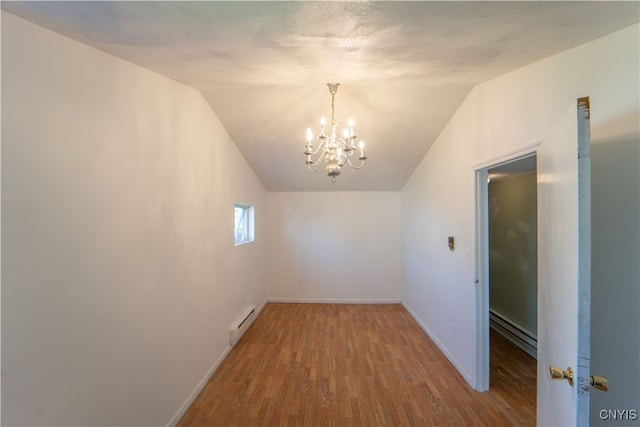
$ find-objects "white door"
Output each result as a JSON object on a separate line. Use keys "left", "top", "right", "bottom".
{"left": 537, "top": 97, "right": 592, "bottom": 426}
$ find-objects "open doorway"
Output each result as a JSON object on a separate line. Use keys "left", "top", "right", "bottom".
{"left": 486, "top": 156, "right": 538, "bottom": 425}
{"left": 474, "top": 152, "right": 538, "bottom": 424}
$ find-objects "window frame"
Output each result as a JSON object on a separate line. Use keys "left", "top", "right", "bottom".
{"left": 234, "top": 203, "right": 255, "bottom": 246}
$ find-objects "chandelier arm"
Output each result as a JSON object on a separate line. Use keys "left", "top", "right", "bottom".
{"left": 308, "top": 151, "right": 327, "bottom": 169}
{"left": 307, "top": 141, "right": 326, "bottom": 156}
{"left": 346, "top": 158, "right": 366, "bottom": 169}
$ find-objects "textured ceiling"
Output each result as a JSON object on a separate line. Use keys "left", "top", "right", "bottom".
{"left": 3, "top": 1, "right": 639, "bottom": 191}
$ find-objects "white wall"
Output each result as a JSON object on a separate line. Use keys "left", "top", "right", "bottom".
{"left": 3, "top": 10, "right": 638, "bottom": 426}
{"left": 402, "top": 21, "right": 639, "bottom": 406}
{"left": 1, "top": 12, "right": 266, "bottom": 426}
{"left": 266, "top": 192, "right": 402, "bottom": 302}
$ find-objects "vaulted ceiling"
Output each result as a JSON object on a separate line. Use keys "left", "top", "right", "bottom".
{"left": 3, "top": 1, "right": 639, "bottom": 191}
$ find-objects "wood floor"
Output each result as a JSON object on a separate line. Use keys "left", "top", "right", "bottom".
{"left": 488, "top": 329, "right": 537, "bottom": 426}
{"left": 179, "top": 303, "right": 536, "bottom": 426}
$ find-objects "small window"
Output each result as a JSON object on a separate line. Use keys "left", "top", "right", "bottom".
{"left": 234, "top": 204, "right": 254, "bottom": 245}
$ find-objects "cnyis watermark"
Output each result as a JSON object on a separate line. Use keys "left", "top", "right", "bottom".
{"left": 599, "top": 409, "right": 638, "bottom": 421}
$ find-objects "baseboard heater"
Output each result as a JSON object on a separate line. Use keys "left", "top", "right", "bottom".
{"left": 229, "top": 304, "right": 256, "bottom": 346}
{"left": 489, "top": 309, "right": 537, "bottom": 359}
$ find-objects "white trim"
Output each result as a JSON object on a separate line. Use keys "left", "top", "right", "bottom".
{"left": 402, "top": 302, "right": 474, "bottom": 386}
{"left": 234, "top": 203, "right": 255, "bottom": 246}
{"left": 166, "top": 345, "right": 233, "bottom": 426}
{"left": 471, "top": 141, "right": 540, "bottom": 171}
{"left": 165, "top": 299, "right": 268, "bottom": 426}
{"left": 474, "top": 168, "right": 490, "bottom": 391}
{"left": 474, "top": 147, "right": 540, "bottom": 392}
{"left": 268, "top": 298, "right": 402, "bottom": 304}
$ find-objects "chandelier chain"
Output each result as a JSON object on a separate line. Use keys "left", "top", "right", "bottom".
{"left": 331, "top": 91, "right": 337, "bottom": 127}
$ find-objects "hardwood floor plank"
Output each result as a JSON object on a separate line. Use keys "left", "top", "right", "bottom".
{"left": 488, "top": 328, "right": 537, "bottom": 426}
{"left": 178, "top": 303, "right": 534, "bottom": 426}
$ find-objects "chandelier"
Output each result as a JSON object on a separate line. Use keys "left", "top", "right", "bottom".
{"left": 304, "top": 83, "right": 367, "bottom": 182}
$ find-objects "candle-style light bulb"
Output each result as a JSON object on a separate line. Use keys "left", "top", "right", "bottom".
{"left": 343, "top": 128, "right": 349, "bottom": 139}
{"left": 306, "top": 128, "right": 313, "bottom": 143}
{"left": 320, "top": 117, "right": 326, "bottom": 136}
{"left": 359, "top": 140, "right": 365, "bottom": 158}
{"left": 349, "top": 118, "right": 356, "bottom": 141}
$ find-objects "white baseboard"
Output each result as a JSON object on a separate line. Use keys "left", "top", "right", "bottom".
{"left": 267, "top": 298, "right": 402, "bottom": 304}
{"left": 401, "top": 302, "right": 474, "bottom": 386}
{"left": 166, "top": 299, "right": 268, "bottom": 426}
{"left": 166, "top": 344, "right": 232, "bottom": 426}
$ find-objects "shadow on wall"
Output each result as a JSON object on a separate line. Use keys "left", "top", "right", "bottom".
{"left": 590, "top": 134, "right": 640, "bottom": 426}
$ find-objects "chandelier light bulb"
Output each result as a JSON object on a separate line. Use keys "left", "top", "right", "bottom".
{"left": 306, "top": 128, "right": 313, "bottom": 143}
{"left": 358, "top": 140, "right": 367, "bottom": 160}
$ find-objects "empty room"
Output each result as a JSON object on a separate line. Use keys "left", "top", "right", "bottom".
{"left": 2, "top": 2, "right": 639, "bottom": 426}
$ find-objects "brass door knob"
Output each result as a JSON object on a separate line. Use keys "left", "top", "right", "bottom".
{"left": 590, "top": 375, "right": 609, "bottom": 392}
{"left": 550, "top": 365, "right": 574, "bottom": 386}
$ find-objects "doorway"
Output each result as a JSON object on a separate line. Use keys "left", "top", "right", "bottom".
{"left": 474, "top": 152, "right": 538, "bottom": 425}
{"left": 486, "top": 156, "right": 538, "bottom": 425}
{"left": 487, "top": 156, "right": 538, "bottom": 359}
